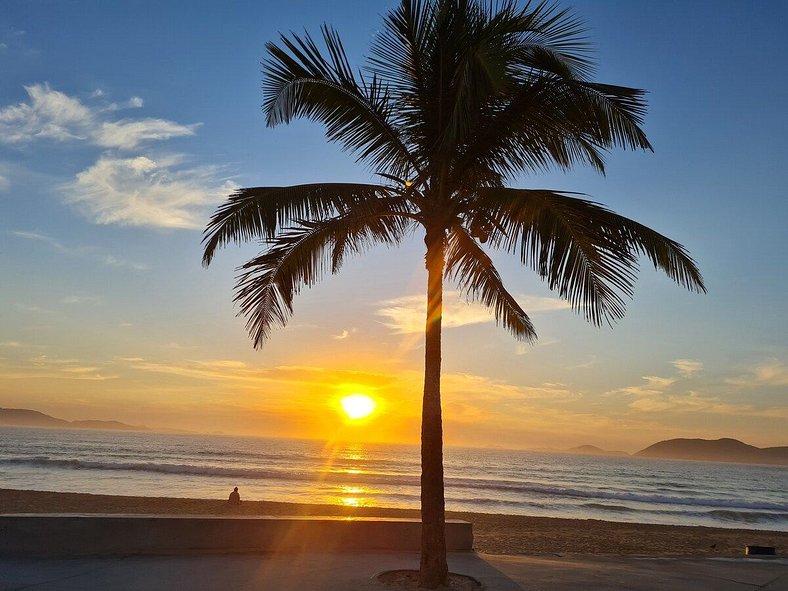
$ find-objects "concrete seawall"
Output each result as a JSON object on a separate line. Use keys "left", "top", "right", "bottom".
{"left": 0, "top": 514, "right": 473, "bottom": 556}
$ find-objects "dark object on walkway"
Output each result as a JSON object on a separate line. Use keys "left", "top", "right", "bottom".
{"left": 745, "top": 545, "right": 776, "bottom": 556}
{"left": 228, "top": 487, "right": 240, "bottom": 505}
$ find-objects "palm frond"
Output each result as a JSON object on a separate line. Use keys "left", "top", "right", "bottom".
{"left": 472, "top": 188, "right": 705, "bottom": 326}
{"left": 445, "top": 224, "right": 536, "bottom": 341}
{"left": 455, "top": 71, "right": 651, "bottom": 185}
{"left": 202, "top": 183, "right": 391, "bottom": 266}
{"left": 264, "top": 26, "right": 418, "bottom": 177}
{"left": 234, "top": 206, "right": 414, "bottom": 347}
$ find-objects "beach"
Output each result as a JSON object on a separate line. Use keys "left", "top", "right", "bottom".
{"left": 2, "top": 488, "right": 785, "bottom": 557}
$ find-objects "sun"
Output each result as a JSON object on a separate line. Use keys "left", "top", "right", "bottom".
{"left": 340, "top": 394, "right": 377, "bottom": 420}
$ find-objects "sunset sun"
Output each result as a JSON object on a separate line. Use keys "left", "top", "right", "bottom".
{"left": 340, "top": 394, "right": 377, "bottom": 420}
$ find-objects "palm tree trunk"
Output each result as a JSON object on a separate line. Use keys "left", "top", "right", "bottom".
{"left": 419, "top": 228, "right": 448, "bottom": 588}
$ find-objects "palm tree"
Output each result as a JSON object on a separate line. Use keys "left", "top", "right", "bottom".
{"left": 202, "top": 1, "right": 705, "bottom": 587}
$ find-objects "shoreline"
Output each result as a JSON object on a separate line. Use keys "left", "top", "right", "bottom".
{"left": 1, "top": 488, "right": 785, "bottom": 556}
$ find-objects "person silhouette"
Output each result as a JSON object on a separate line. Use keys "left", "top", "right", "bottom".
{"left": 228, "top": 486, "right": 241, "bottom": 505}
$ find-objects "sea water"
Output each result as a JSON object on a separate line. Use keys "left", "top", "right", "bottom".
{"left": 0, "top": 427, "right": 785, "bottom": 531}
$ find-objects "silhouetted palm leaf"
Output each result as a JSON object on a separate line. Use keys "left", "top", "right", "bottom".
{"left": 202, "top": 183, "right": 392, "bottom": 265}
{"left": 445, "top": 226, "right": 536, "bottom": 341}
{"left": 472, "top": 188, "right": 705, "bottom": 325}
{"left": 233, "top": 202, "right": 414, "bottom": 347}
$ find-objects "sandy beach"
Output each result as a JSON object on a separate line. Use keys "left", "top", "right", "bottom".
{"left": 2, "top": 488, "right": 785, "bottom": 557}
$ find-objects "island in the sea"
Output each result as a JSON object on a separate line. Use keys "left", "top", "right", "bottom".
{"left": 532, "top": 439, "right": 786, "bottom": 465}
{"left": 564, "top": 444, "right": 629, "bottom": 457}
{"left": 635, "top": 437, "right": 788, "bottom": 466}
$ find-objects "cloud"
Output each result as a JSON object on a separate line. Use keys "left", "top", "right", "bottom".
{"left": 376, "top": 292, "right": 568, "bottom": 334}
{"left": 515, "top": 337, "right": 559, "bottom": 356}
{"left": 0, "top": 84, "right": 93, "bottom": 143}
{"left": 61, "top": 295, "right": 102, "bottom": 305}
{"left": 102, "top": 96, "right": 144, "bottom": 111}
{"left": 121, "top": 358, "right": 397, "bottom": 391}
{"left": 569, "top": 356, "right": 597, "bottom": 369}
{"left": 332, "top": 328, "right": 357, "bottom": 340}
{"left": 672, "top": 358, "right": 703, "bottom": 377}
{"left": 0, "top": 84, "right": 195, "bottom": 149}
{"left": 0, "top": 354, "right": 118, "bottom": 381}
{"left": 609, "top": 374, "right": 677, "bottom": 397}
{"left": 627, "top": 391, "right": 786, "bottom": 417}
{"left": 11, "top": 230, "right": 149, "bottom": 270}
{"left": 95, "top": 119, "right": 198, "bottom": 150}
{"left": 518, "top": 296, "right": 572, "bottom": 313}
{"left": 102, "top": 255, "right": 149, "bottom": 271}
{"left": 0, "top": 174, "right": 9, "bottom": 191}
{"left": 1, "top": 85, "right": 232, "bottom": 230}
{"left": 605, "top": 359, "right": 788, "bottom": 419}
{"left": 726, "top": 359, "right": 788, "bottom": 387}
{"left": 15, "top": 302, "right": 53, "bottom": 314}
{"left": 441, "top": 372, "right": 580, "bottom": 403}
{"left": 63, "top": 155, "right": 237, "bottom": 229}
{"left": 12, "top": 230, "right": 63, "bottom": 248}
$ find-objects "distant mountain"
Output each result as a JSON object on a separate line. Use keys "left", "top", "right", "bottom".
{"left": 635, "top": 438, "right": 788, "bottom": 466}
{"left": 566, "top": 444, "right": 629, "bottom": 457}
{"left": 0, "top": 408, "right": 70, "bottom": 428}
{"left": 0, "top": 408, "right": 149, "bottom": 432}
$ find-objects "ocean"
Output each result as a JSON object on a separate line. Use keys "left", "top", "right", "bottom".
{"left": 1, "top": 427, "right": 786, "bottom": 531}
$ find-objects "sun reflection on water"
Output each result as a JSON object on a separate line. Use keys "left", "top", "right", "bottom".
{"left": 337, "top": 485, "right": 370, "bottom": 507}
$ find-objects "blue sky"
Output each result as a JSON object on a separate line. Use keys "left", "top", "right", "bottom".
{"left": 1, "top": 1, "right": 786, "bottom": 450}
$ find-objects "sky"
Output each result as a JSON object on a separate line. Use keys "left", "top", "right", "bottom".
{"left": 1, "top": 0, "right": 786, "bottom": 452}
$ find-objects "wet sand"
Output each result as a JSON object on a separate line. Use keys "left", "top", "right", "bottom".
{"left": 1, "top": 488, "right": 785, "bottom": 556}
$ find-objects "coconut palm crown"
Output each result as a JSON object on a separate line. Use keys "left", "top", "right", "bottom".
{"left": 202, "top": 1, "right": 705, "bottom": 587}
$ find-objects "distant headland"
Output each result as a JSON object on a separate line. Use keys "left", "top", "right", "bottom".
{"left": 539, "top": 439, "right": 787, "bottom": 466}
{"left": 634, "top": 437, "right": 788, "bottom": 466}
{"left": 0, "top": 408, "right": 149, "bottom": 432}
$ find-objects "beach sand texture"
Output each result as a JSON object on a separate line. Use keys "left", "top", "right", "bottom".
{"left": 1, "top": 488, "right": 785, "bottom": 557}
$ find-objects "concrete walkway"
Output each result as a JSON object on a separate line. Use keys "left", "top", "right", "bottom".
{"left": 1, "top": 552, "right": 786, "bottom": 590}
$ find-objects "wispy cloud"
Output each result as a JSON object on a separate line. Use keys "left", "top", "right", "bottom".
{"left": 102, "top": 255, "right": 149, "bottom": 271}
{"left": 15, "top": 302, "right": 53, "bottom": 314}
{"left": 61, "top": 295, "right": 102, "bottom": 305}
{"left": 726, "top": 359, "right": 788, "bottom": 387}
{"left": 628, "top": 391, "right": 787, "bottom": 417}
{"left": 0, "top": 173, "right": 9, "bottom": 191}
{"left": 11, "top": 230, "right": 149, "bottom": 271}
{"left": 64, "top": 154, "right": 236, "bottom": 229}
{"left": 95, "top": 119, "right": 198, "bottom": 150}
{"left": 0, "top": 84, "right": 196, "bottom": 150}
{"left": 0, "top": 354, "right": 118, "bottom": 381}
{"left": 610, "top": 375, "right": 677, "bottom": 397}
{"left": 120, "top": 358, "right": 397, "bottom": 390}
{"left": 515, "top": 337, "right": 559, "bottom": 356}
{"left": 672, "top": 358, "right": 703, "bottom": 377}
{"left": 332, "top": 328, "right": 357, "bottom": 340}
{"left": 606, "top": 358, "right": 788, "bottom": 419}
{"left": 442, "top": 372, "right": 580, "bottom": 403}
{"left": 376, "top": 292, "right": 569, "bottom": 334}
{"left": 569, "top": 355, "right": 597, "bottom": 369}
